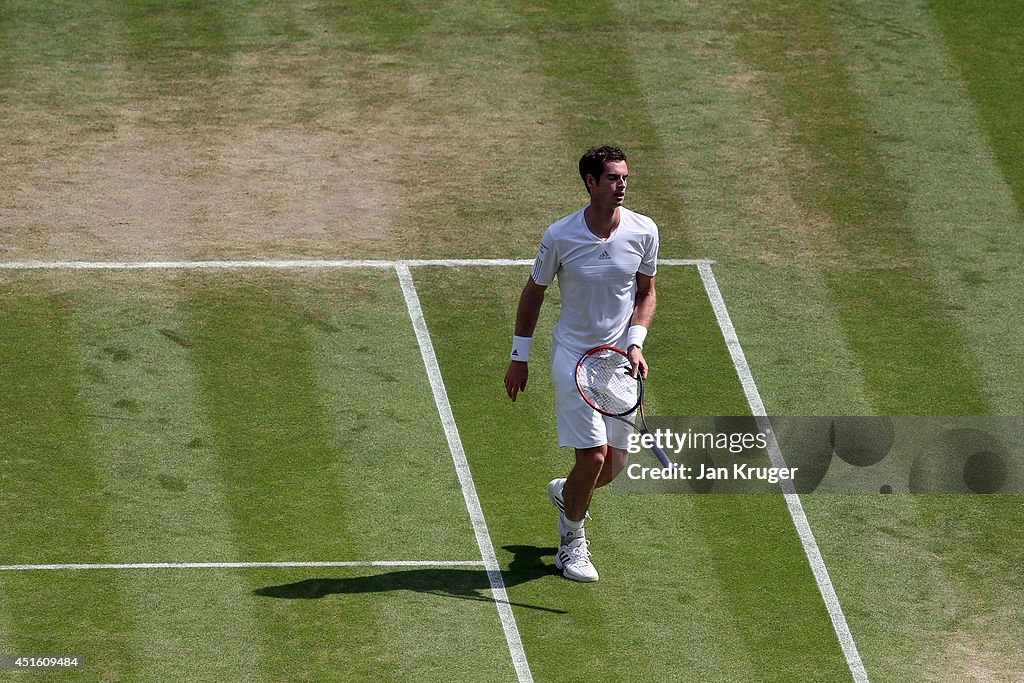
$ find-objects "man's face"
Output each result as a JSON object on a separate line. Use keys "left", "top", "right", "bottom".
{"left": 588, "top": 160, "right": 629, "bottom": 207}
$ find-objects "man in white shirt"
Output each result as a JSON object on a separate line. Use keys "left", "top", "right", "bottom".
{"left": 503, "top": 146, "right": 659, "bottom": 582}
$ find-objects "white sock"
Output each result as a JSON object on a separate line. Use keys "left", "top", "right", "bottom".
{"left": 559, "top": 512, "right": 584, "bottom": 536}
{"left": 560, "top": 513, "right": 584, "bottom": 531}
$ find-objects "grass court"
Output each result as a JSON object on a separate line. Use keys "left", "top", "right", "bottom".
{"left": 0, "top": 1, "right": 1022, "bottom": 681}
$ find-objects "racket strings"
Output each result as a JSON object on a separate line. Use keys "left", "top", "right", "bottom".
{"left": 576, "top": 349, "right": 639, "bottom": 415}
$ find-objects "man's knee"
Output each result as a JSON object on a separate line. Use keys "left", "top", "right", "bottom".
{"left": 596, "top": 447, "right": 628, "bottom": 487}
{"left": 575, "top": 446, "right": 607, "bottom": 472}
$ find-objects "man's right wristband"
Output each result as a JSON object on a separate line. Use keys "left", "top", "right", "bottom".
{"left": 511, "top": 335, "right": 533, "bottom": 362}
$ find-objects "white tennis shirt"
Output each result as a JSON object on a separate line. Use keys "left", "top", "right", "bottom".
{"left": 530, "top": 206, "right": 659, "bottom": 355}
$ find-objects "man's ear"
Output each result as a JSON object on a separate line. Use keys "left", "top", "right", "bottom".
{"left": 585, "top": 173, "right": 596, "bottom": 193}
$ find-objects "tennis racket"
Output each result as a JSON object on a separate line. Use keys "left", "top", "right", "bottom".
{"left": 575, "top": 345, "right": 671, "bottom": 468}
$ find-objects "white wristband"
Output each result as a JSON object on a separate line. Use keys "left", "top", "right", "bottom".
{"left": 511, "top": 335, "right": 533, "bottom": 362}
{"left": 626, "top": 325, "right": 648, "bottom": 350}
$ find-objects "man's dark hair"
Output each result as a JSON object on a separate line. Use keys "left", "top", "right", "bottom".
{"left": 579, "top": 146, "right": 627, "bottom": 193}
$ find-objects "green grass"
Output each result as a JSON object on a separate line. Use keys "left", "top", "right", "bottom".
{"left": 0, "top": 0, "right": 1022, "bottom": 680}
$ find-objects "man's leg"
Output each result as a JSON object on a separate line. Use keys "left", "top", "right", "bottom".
{"left": 554, "top": 445, "right": 605, "bottom": 582}
{"left": 562, "top": 445, "right": 607, "bottom": 523}
{"left": 595, "top": 446, "right": 628, "bottom": 489}
{"left": 556, "top": 445, "right": 626, "bottom": 521}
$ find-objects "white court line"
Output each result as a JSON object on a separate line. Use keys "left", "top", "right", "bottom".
{"left": 395, "top": 264, "right": 533, "bottom": 683}
{"left": 0, "top": 258, "right": 711, "bottom": 270}
{"left": 698, "top": 263, "right": 869, "bottom": 683}
{"left": 0, "top": 259, "right": 397, "bottom": 270}
{"left": 0, "top": 560, "right": 485, "bottom": 572}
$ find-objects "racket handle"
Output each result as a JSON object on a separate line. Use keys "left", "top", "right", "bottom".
{"left": 651, "top": 444, "right": 671, "bottom": 469}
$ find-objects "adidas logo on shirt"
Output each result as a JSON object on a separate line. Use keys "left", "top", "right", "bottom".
{"left": 598, "top": 250, "right": 611, "bottom": 260}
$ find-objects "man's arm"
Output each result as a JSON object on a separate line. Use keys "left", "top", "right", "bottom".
{"left": 627, "top": 273, "right": 656, "bottom": 378}
{"left": 504, "top": 277, "right": 547, "bottom": 401}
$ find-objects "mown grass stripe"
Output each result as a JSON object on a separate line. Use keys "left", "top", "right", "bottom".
{"left": 724, "top": 0, "right": 991, "bottom": 415}
{"left": 823, "top": 0, "right": 1023, "bottom": 413}
{"left": 175, "top": 270, "right": 409, "bottom": 681}
{"left": 929, "top": 0, "right": 1024, "bottom": 217}
{"left": 294, "top": 269, "right": 480, "bottom": 560}
{"left": 412, "top": 265, "right": 627, "bottom": 682}
{"left": 0, "top": 274, "right": 140, "bottom": 679}
{"left": 67, "top": 272, "right": 266, "bottom": 681}
{"left": 617, "top": 0, "right": 879, "bottom": 415}
{"left": 781, "top": 15, "right": 1023, "bottom": 680}
{"left": 175, "top": 269, "right": 509, "bottom": 680}
{"left": 595, "top": 497, "right": 762, "bottom": 681}
{"left": 700, "top": 4, "right": 1022, "bottom": 681}
{"left": 643, "top": 266, "right": 753, "bottom": 415}
{"left": 686, "top": 496, "right": 859, "bottom": 682}
{"left": 177, "top": 274, "right": 357, "bottom": 558}
{"left": 514, "top": 0, "right": 699, "bottom": 260}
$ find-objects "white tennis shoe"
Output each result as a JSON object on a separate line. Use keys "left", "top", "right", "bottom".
{"left": 547, "top": 478, "right": 567, "bottom": 514}
{"left": 555, "top": 535, "right": 599, "bottom": 583}
{"left": 547, "top": 478, "right": 590, "bottom": 520}
{"left": 548, "top": 479, "right": 598, "bottom": 581}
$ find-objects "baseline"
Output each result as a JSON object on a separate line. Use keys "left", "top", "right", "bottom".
{"left": 0, "top": 258, "right": 711, "bottom": 271}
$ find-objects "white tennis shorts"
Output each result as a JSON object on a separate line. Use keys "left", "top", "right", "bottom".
{"left": 551, "top": 340, "right": 636, "bottom": 450}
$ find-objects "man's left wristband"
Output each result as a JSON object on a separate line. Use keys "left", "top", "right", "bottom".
{"left": 626, "top": 325, "right": 648, "bottom": 350}
{"left": 511, "top": 335, "right": 533, "bottom": 362}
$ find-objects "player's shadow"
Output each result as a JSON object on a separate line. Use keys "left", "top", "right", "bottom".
{"left": 253, "top": 545, "right": 564, "bottom": 614}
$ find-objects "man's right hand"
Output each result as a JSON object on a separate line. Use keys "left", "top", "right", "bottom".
{"left": 504, "top": 361, "right": 529, "bottom": 401}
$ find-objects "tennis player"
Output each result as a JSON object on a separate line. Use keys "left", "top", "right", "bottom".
{"left": 503, "top": 146, "right": 659, "bottom": 582}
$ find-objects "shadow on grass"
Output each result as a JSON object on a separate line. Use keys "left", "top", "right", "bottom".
{"left": 253, "top": 544, "right": 565, "bottom": 614}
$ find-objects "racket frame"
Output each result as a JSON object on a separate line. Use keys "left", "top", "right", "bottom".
{"left": 575, "top": 345, "right": 671, "bottom": 468}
